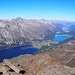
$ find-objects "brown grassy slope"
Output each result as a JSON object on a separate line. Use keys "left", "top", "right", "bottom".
{"left": 47, "top": 49, "right": 75, "bottom": 67}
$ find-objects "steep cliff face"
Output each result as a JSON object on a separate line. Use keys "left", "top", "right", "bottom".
{"left": 0, "top": 17, "right": 55, "bottom": 50}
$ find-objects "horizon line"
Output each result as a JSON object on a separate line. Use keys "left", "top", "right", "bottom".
{"left": 0, "top": 17, "right": 75, "bottom": 22}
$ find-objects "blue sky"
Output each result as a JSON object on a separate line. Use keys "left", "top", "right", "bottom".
{"left": 0, "top": 0, "right": 75, "bottom": 21}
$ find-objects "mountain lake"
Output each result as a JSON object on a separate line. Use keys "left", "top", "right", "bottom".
{"left": 0, "top": 46, "right": 39, "bottom": 62}
{"left": 53, "top": 35, "right": 71, "bottom": 42}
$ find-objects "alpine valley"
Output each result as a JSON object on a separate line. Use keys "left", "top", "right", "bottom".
{"left": 0, "top": 17, "right": 75, "bottom": 75}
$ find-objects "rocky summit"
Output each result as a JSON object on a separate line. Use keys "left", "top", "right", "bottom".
{"left": 0, "top": 51, "right": 75, "bottom": 75}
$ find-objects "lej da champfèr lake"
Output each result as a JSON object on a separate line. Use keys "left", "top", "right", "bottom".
{"left": 53, "top": 35, "right": 71, "bottom": 42}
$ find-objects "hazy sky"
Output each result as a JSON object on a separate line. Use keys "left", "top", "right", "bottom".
{"left": 0, "top": 0, "right": 75, "bottom": 21}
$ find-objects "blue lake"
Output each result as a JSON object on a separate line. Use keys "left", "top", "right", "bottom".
{"left": 53, "top": 35, "right": 71, "bottom": 42}
{"left": 0, "top": 35, "right": 71, "bottom": 62}
{"left": 0, "top": 46, "right": 38, "bottom": 62}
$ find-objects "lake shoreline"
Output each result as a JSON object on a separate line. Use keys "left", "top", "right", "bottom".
{"left": 0, "top": 45, "right": 39, "bottom": 62}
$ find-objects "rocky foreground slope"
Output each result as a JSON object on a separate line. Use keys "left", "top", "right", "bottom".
{"left": 47, "top": 49, "right": 75, "bottom": 67}
{"left": 0, "top": 50, "right": 75, "bottom": 75}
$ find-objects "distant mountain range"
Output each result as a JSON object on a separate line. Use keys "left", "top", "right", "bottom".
{"left": 0, "top": 17, "right": 75, "bottom": 50}
{"left": 0, "top": 17, "right": 55, "bottom": 49}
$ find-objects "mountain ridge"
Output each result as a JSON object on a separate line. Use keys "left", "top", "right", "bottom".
{"left": 0, "top": 17, "right": 55, "bottom": 50}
